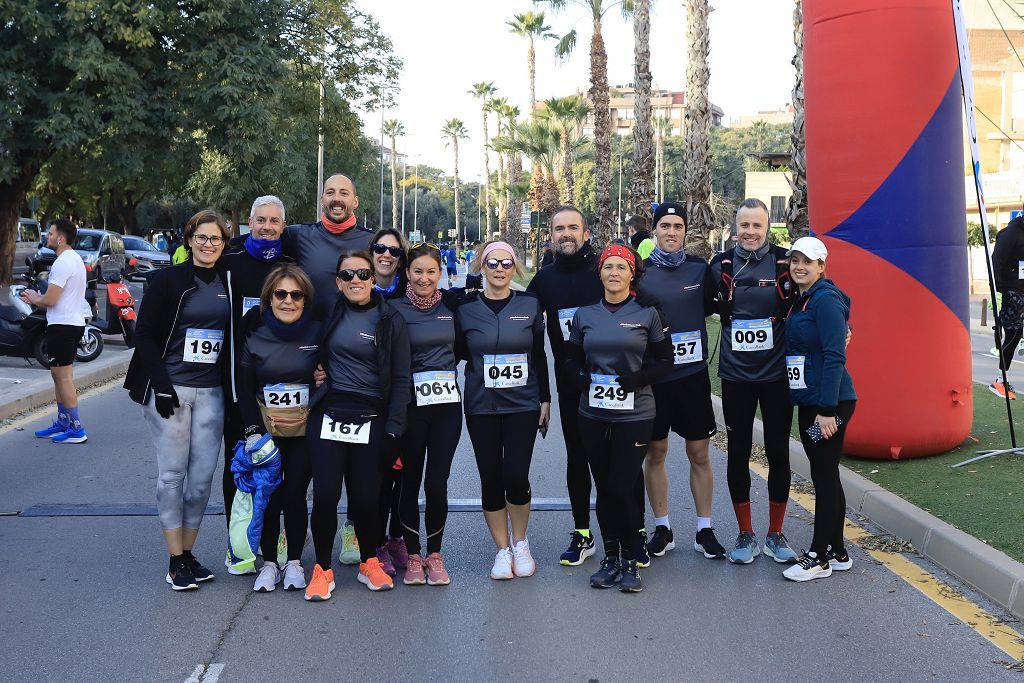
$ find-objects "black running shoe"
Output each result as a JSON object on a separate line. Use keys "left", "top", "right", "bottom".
{"left": 166, "top": 555, "right": 198, "bottom": 591}
{"left": 184, "top": 550, "right": 215, "bottom": 582}
{"left": 618, "top": 560, "right": 643, "bottom": 593}
{"left": 694, "top": 527, "right": 727, "bottom": 559}
{"left": 560, "top": 531, "right": 597, "bottom": 566}
{"left": 635, "top": 530, "right": 651, "bottom": 568}
{"left": 590, "top": 555, "right": 622, "bottom": 588}
{"left": 647, "top": 525, "right": 675, "bottom": 557}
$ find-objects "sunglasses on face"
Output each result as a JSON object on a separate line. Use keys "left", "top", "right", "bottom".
{"left": 192, "top": 234, "right": 223, "bottom": 246}
{"left": 272, "top": 289, "right": 305, "bottom": 302}
{"left": 485, "top": 258, "right": 515, "bottom": 271}
{"left": 337, "top": 268, "right": 373, "bottom": 282}
{"left": 371, "top": 243, "right": 404, "bottom": 258}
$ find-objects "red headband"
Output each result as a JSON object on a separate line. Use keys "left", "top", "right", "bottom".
{"left": 599, "top": 244, "right": 636, "bottom": 272}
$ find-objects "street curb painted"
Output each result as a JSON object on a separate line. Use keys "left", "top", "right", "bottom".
{"left": 710, "top": 394, "right": 1024, "bottom": 620}
{"left": 0, "top": 355, "right": 130, "bottom": 423}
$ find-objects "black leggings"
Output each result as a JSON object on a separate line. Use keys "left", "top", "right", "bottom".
{"left": 378, "top": 462, "right": 402, "bottom": 542}
{"left": 258, "top": 436, "right": 312, "bottom": 563}
{"left": 400, "top": 402, "right": 462, "bottom": 555}
{"left": 465, "top": 411, "right": 539, "bottom": 512}
{"left": 578, "top": 415, "right": 654, "bottom": 562}
{"left": 222, "top": 403, "right": 244, "bottom": 526}
{"left": 722, "top": 378, "right": 793, "bottom": 504}
{"left": 308, "top": 410, "right": 385, "bottom": 569}
{"left": 559, "top": 390, "right": 593, "bottom": 530}
{"left": 1000, "top": 327, "right": 1022, "bottom": 373}
{"left": 798, "top": 401, "right": 856, "bottom": 556}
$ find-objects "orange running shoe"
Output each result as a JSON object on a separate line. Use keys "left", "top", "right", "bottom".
{"left": 304, "top": 565, "right": 335, "bottom": 601}
{"left": 358, "top": 557, "right": 394, "bottom": 591}
{"left": 990, "top": 381, "right": 1018, "bottom": 400}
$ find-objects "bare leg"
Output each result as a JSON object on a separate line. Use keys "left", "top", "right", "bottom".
{"left": 644, "top": 438, "right": 670, "bottom": 518}
{"left": 508, "top": 502, "right": 530, "bottom": 543}
{"left": 51, "top": 365, "right": 77, "bottom": 408}
{"left": 163, "top": 528, "right": 184, "bottom": 556}
{"left": 685, "top": 438, "right": 713, "bottom": 518}
{"left": 483, "top": 509, "right": 511, "bottom": 549}
{"left": 181, "top": 527, "right": 200, "bottom": 553}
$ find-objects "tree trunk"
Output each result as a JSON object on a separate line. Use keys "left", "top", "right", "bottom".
{"left": 390, "top": 134, "right": 399, "bottom": 231}
{"left": 528, "top": 38, "right": 537, "bottom": 117}
{"left": 0, "top": 161, "right": 45, "bottom": 284}
{"left": 786, "top": 0, "right": 810, "bottom": 240}
{"left": 683, "top": 0, "right": 713, "bottom": 259}
{"left": 453, "top": 139, "right": 461, "bottom": 248}
{"left": 482, "top": 108, "right": 492, "bottom": 236}
{"left": 590, "top": 21, "right": 614, "bottom": 245}
{"left": 506, "top": 155, "right": 525, "bottom": 256}
{"left": 561, "top": 127, "right": 575, "bottom": 203}
{"left": 496, "top": 143, "right": 507, "bottom": 241}
{"left": 630, "top": 0, "right": 655, "bottom": 223}
{"left": 528, "top": 163, "right": 544, "bottom": 271}
{"left": 231, "top": 207, "right": 241, "bottom": 238}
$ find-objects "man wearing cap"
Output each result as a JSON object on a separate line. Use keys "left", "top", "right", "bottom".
{"left": 991, "top": 215, "right": 1024, "bottom": 400}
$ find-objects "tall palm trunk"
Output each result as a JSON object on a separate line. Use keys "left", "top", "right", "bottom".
{"left": 389, "top": 133, "right": 399, "bottom": 231}
{"left": 560, "top": 127, "right": 574, "bottom": 203}
{"left": 658, "top": 124, "right": 666, "bottom": 201}
{"left": 528, "top": 37, "right": 537, "bottom": 116}
{"left": 507, "top": 155, "right": 524, "bottom": 255}
{"left": 482, "top": 108, "right": 493, "bottom": 236}
{"left": 629, "top": 0, "right": 654, "bottom": 222}
{"left": 591, "top": 20, "right": 613, "bottom": 244}
{"left": 683, "top": 0, "right": 713, "bottom": 259}
{"left": 452, "top": 138, "right": 461, "bottom": 248}
{"left": 786, "top": 0, "right": 809, "bottom": 240}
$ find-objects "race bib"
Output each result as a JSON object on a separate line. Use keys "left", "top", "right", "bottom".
{"left": 184, "top": 328, "right": 223, "bottom": 364}
{"left": 787, "top": 356, "right": 807, "bottom": 390}
{"left": 588, "top": 374, "right": 634, "bottom": 410}
{"left": 1018, "top": 260, "right": 1024, "bottom": 280}
{"left": 731, "top": 319, "right": 773, "bottom": 352}
{"left": 242, "top": 297, "right": 260, "bottom": 316}
{"left": 413, "top": 370, "right": 460, "bottom": 406}
{"left": 558, "top": 307, "right": 578, "bottom": 341}
{"left": 319, "top": 416, "right": 371, "bottom": 444}
{"left": 671, "top": 331, "right": 702, "bottom": 364}
{"left": 263, "top": 383, "right": 308, "bottom": 407}
{"left": 483, "top": 354, "right": 528, "bottom": 388}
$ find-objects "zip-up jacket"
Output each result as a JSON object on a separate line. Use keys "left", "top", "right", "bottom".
{"left": 993, "top": 217, "right": 1024, "bottom": 295}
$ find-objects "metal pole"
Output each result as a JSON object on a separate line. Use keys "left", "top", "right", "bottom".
{"left": 617, "top": 151, "right": 623, "bottom": 236}
{"left": 413, "top": 160, "right": 419, "bottom": 235}
{"left": 378, "top": 107, "right": 385, "bottom": 228}
{"left": 316, "top": 78, "right": 325, "bottom": 219}
{"left": 401, "top": 159, "right": 407, "bottom": 234}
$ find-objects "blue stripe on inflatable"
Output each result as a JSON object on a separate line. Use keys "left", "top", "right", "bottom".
{"left": 823, "top": 72, "right": 969, "bottom": 329}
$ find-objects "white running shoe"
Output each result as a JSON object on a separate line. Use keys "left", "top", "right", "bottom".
{"left": 253, "top": 562, "right": 282, "bottom": 592}
{"left": 783, "top": 551, "right": 832, "bottom": 582}
{"left": 282, "top": 560, "right": 306, "bottom": 590}
{"left": 490, "top": 547, "right": 514, "bottom": 580}
{"left": 511, "top": 538, "right": 536, "bottom": 577}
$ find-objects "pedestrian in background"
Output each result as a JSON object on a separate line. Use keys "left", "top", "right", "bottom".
{"left": 991, "top": 215, "right": 1024, "bottom": 400}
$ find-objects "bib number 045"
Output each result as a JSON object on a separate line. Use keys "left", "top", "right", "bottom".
{"left": 319, "top": 416, "right": 371, "bottom": 444}
{"left": 588, "top": 374, "right": 634, "bottom": 410}
{"left": 483, "top": 354, "right": 528, "bottom": 389}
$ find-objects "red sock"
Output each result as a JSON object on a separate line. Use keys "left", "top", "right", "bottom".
{"left": 769, "top": 500, "right": 787, "bottom": 533}
{"left": 733, "top": 501, "right": 753, "bottom": 533}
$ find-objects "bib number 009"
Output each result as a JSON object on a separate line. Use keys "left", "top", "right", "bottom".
{"left": 731, "top": 319, "right": 773, "bottom": 352}
{"left": 319, "top": 416, "right": 371, "bottom": 444}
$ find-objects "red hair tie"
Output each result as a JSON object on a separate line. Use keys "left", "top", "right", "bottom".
{"left": 599, "top": 244, "right": 636, "bottom": 272}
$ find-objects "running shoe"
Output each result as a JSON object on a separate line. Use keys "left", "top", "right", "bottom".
{"left": 184, "top": 550, "right": 214, "bottom": 582}
{"left": 253, "top": 562, "right": 281, "bottom": 592}
{"left": 425, "top": 552, "right": 451, "bottom": 586}
{"left": 386, "top": 537, "right": 409, "bottom": 569}
{"left": 559, "top": 530, "right": 596, "bottom": 566}
{"left": 990, "top": 381, "right": 1018, "bottom": 400}
{"left": 276, "top": 529, "right": 288, "bottom": 568}
{"left": 490, "top": 547, "right": 514, "bottom": 580}
{"left": 694, "top": 528, "right": 727, "bottom": 559}
{"left": 647, "top": 525, "right": 675, "bottom": 557}
{"left": 589, "top": 555, "right": 622, "bottom": 588}
{"left": 305, "top": 565, "right": 335, "bottom": 601}
{"left": 51, "top": 426, "right": 87, "bottom": 444}
{"left": 764, "top": 531, "right": 798, "bottom": 564}
{"left": 404, "top": 554, "right": 426, "bottom": 585}
{"left": 728, "top": 531, "right": 760, "bottom": 564}
{"left": 283, "top": 560, "right": 306, "bottom": 590}
{"left": 827, "top": 547, "right": 853, "bottom": 571}
{"left": 34, "top": 421, "right": 65, "bottom": 438}
{"left": 376, "top": 544, "right": 396, "bottom": 577}
{"left": 166, "top": 555, "right": 198, "bottom": 591}
{"left": 512, "top": 538, "right": 536, "bottom": 577}
{"left": 635, "top": 530, "right": 651, "bottom": 568}
{"left": 618, "top": 560, "right": 643, "bottom": 593}
{"left": 358, "top": 557, "right": 394, "bottom": 591}
{"left": 338, "top": 521, "right": 360, "bottom": 565}
{"left": 783, "top": 551, "right": 832, "bottom": 582}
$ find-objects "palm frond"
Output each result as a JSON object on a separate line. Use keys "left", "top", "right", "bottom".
{"left": 555, "top": 29, "right": 577, "bottom": 59}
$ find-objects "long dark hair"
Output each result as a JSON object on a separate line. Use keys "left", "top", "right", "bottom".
{"left": 370, "top": 227, "right": 410, "bottom": 271}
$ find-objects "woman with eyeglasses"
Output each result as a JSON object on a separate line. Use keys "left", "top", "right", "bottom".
{"left": 235, "top": 264, "right": 320, "bottom": 593}
{"left": 303, "top": 249, "right": 412, "bottom": 600}
{"left": 564, "top": 244, "right": 674, "bottom": 593}
{"left": 125, "top": 209, "right": 232, "bottom": 591}
{"left": 457, "top": 240, "right": 551, "bottom": 580}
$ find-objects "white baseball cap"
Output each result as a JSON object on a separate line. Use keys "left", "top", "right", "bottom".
{"left": 786, "top": 236, "right": 828, "bottom": 262}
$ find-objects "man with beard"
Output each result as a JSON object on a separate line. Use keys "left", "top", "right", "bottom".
{"left": 282, "top": 174, "right": 374, "bottom": 316}
{"left": 527, "top": 205, "right": 605, "bottom": 566}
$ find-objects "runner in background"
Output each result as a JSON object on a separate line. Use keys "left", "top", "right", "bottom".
{"left": 991, "top": 215, "right": 1024, "bottom": 400}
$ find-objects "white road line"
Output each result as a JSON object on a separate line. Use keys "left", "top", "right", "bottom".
{"left": 184, "top": 664, "right": 205, "bottom": 683}
{"left": 184, "top": 663, "right": 225, "bottom": 683}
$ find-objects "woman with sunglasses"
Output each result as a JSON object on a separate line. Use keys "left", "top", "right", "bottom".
{"left": 457, "top": 240, "right": 551, "bottom": 580}
{"left": 125, "top": 209, "right": 232, "bottom": 591}
{"left": 236, "top": 264, "right": 320, "bottom": 593}
{"left": 304, "top": 249, "right": 412, "bottom": 600}
{"left": 564, "top": 244, "right": 673, "bottom": 593}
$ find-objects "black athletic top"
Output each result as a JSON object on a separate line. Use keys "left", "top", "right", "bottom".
{"left": 281, "top": 222, "right": 373, "bottom": 316}
{"left": 164, "top": 273, "right": 230, "bottom": 388}
{"left": 390, "top": 295, "right": 458, "bottom": 375}
{"left": 325, "top": 301, "right": 382, "bottom": 398}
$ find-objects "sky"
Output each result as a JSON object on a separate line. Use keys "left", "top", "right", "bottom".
{"left": 353, "top": 0, "right": 797, "bottom": 180}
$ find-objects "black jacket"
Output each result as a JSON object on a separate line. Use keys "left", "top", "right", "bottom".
{"left": 124, "top": 260, "right": 231, "bottom": 405}
{"left": 993, "top": 217, "right": 1024, "bottom": 294}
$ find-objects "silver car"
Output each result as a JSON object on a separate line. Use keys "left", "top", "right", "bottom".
{"left": 122, "top": 235, "right": 171, "bottom": 281}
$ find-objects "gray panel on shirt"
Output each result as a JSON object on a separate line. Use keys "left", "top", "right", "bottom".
{"left": 165, "top": 277, "right": 231, "bottom": 388}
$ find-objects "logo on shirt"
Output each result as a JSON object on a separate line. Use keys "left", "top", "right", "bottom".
{"left": 358, "top": 333, "right": 375, "bottom": 341}
{"left": 618, "top": 322, "right": 643, "bottom": 329}
{"left": 217, "top": 294, "right": 228, "bottom": 298}
{"left": 757, "top": 279, "right": 775, "bottom": 287}
{"left": 509, "top": 315, "right": 531, "bottom": 321}
{"left": 437, "top": 315, "right": 453, "bottom": 321}
{"left": 299, "top": 345, "right": 318, "bottom": 351}
{"left": 682, "top": 284, "right": 700, "bottom": 291}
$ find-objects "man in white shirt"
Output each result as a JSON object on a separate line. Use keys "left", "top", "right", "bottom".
{"left": 21, "top": 219, "right": 89, "bottom": 443}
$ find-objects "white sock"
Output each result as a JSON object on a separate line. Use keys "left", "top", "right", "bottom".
{"left": 654, "top": 516, "right": 671, "bottom": 530}
{"left": 697, "top": 517, "right": 712, "bottom": 532}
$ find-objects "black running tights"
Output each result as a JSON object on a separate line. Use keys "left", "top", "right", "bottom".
{"left": 559, "top": 390, "right": 593, "bottom": 530}
{"left": 258, "top": 436, "right": 312, "bottom": 563}
{"left": 798, "top": 401, "right": 856, "bottom": 556}
{"left": 400, "top": 402, "right": 462, "bottom": 555}
{"left": 465, "top": 411, "right": 539, "bottom": 512}
{"left": 722, "top": 378, "right": 793, "bottom": 504}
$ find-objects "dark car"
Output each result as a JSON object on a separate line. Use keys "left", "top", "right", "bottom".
{"left": 122, "top": 235, "right": 171, "bottom": 281}
{"left": 31, "top": 228, "right": 128, "bottom": 285}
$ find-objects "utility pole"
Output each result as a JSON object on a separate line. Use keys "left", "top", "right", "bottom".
{"left": 401, "top": 159, "right": 407, "bottom": 234}
{"left": 378, "top": 106, "right": 385, "bottom": 228}
{"left": 316, "top": 78, "right": 325, "bottom": 218}
{"left": 617, "top": 151, "right": 623, "bottom": 236}
{"left": 413, "top": 158, "right": 419, "bottom": 236}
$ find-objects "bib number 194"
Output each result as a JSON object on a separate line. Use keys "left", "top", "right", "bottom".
{"left": 184, "top": 328, "right": 223, "bottom": 364}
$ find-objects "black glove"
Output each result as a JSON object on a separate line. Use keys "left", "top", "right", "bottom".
{"left": 154, "top": 387, "right": 180, "bottom": 419}
{"left": 614, "top": 368, "right": 640, "bottom": 394}
{"left": 634, "top": 289, "right": 661, "bottom": 309}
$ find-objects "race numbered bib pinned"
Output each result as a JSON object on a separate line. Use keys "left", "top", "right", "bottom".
{"left": 1018, "top": 260, "right": 1024, "bottom": 280}
{"left": 558, "top": 307, "right": 578, "bottom": 341}
{"left": 731, "top": 319, "right": 773, "bottom": 352}
{"left": 786, "top": 356, "right": 807, "bottom": 390}
{"left": 413, "top": 370, "right": 460, "bottom": 406}
{"left": 588, "top": 374, "right": 634, "bottom": 410}
{"left": 263, "top": 383, "right": 308, "bottom": 408}
{"left": 483, "top": 354, "right": 528, "bottom": 388}
{"left": 671, "top": 331, "right": 702, "bottom": 364}
{"left": 242, "top": 297, "right": 260, "bottom": 316}
{"left": 319, "top": 416, "right": 371, "bottom": 444}
{"left": 184, "top": 328, "right": 223, "bottom": 363}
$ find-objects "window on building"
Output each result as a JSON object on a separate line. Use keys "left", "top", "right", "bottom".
{"left": 770, "top": 196, "right": 786, "bottom": 224}
{"left": 622, "top": 109, "right": 634, "bottom": 120}
{"left": 1012, "top": 72, "right": 1024, "bottom": 132}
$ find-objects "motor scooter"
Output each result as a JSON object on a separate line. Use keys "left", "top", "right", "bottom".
{"left": 85, "top": 270, "right": 137, "bottom": 347}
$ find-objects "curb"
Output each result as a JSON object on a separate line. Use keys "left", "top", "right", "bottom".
{"left": 0, "top": 355, "right": 131, "bottom": 423}
{"left": 710, "top": 394, "right": 1024, "bottom": 620}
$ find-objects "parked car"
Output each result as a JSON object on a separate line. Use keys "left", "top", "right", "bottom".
{"left": 12, "top": 218, "right": 41, "bottom": 277}
{"left": 31, "top": 228, "right": 128, "bottom": 285}
{"left": 122, "top": 235, "right": 170, "bottom": 281}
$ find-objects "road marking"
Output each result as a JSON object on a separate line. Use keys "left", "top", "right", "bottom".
{"left": 0, "top": 377, "right": 122, "bottom": 436}
{"left": 748, "top": 460, "right": 1024, "bottom": 661}
{"left": 184, "top": 663, "right": 224, "bottom": 683}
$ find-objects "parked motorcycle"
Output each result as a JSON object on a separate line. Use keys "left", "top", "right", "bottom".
{"left": 85, "top": 271, "right": 136, "bottom": 347}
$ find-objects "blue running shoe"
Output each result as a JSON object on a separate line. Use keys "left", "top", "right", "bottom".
{"left": 728, "top": 531, "right": 760, "bottom": 564}
{"left": 34, "top": 422, "right": 66, "bottom": 438}
{"left": 764, "top": 531, "right": 798, "bottom": 564}
{"left": 560, "top": 530, "right": 596, "bottom": 566}
{"left": 52, "top": 426, "right": 87, "bottom": 444}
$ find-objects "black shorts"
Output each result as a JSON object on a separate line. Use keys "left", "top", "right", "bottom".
{"left": 651, "top": 367, "right": 718, "bottom": 441}
{"left": 46, "top": 324, "right": 84, "bottom": 367}
{"left": 447, "top": 266, "right": 458, "bottom": 276}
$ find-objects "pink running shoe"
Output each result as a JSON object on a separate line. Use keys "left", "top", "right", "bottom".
{"left": 376, "top": 544, "right": 396, "bottom": 577}
{"left": 386, "top": 537, "right": 409, "bottom": 569}
{"left": 425, "top": 552, "right": 451, "bottom": 586}
{"left": 403, "top": 554, "right": 426, "bottom": 585}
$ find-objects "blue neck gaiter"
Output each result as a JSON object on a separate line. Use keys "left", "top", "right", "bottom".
{"left": 244, "top": 236, "right": 282, "bottom": 261}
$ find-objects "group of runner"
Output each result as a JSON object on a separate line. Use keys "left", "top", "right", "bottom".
{"left": 122, "top": 171, "right": 858, "bottom": 597}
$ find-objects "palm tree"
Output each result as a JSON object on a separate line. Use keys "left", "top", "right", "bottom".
{"left": 487, "top": 97, "right": 509, "bottom": 239}
{"left": 441, "top": 118, "right": 470, "bottom": 247}
{"left": 786, "top": 0, "right": 809, "bottom": 240}
{"left": 470, "top": 83, "right": 497, "bottom": 237}
{"left": 629, "top": 0, "right": 654, "bottom": 223}
{"left": 496, "top": 102, "right": 524, "bottom": 246}
{"left": 507, "top": 11, "right": 556, "bottom": 116}
{"left": 382, "top": 119, "right": 405, "bottom": 231}
{"left": 683, "top": 0, "right": 713, "bottom": 259}
{"left": 654, "top": 113, "right": 671, "bottom": 202}
{"left": 539, "top": 95, "right": 591, "bottom": 203}
{"left": 541, "top": 0, "right": 633, "bottom": 244}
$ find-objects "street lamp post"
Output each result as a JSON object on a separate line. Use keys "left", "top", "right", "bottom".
{"left": 401, "top": 159, "right": 407, "bottom": 234}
